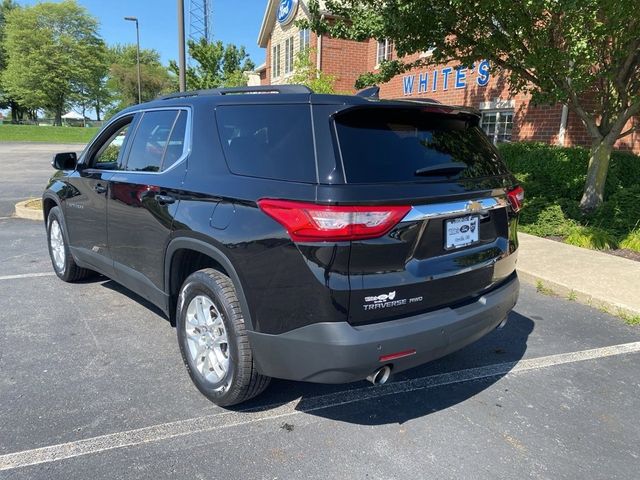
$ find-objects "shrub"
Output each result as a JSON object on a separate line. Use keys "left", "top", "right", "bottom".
{"left": 498, "top": 142, "right": 640, "bottom": 201}
{"left": 620, "top": 230, "right": 640, "bottom": 253}
{"left": 593, "top": 185, "right": 640, "bottom": 235}
{"left": 565, "top": 226, "right": 618, "bottom": 250}
{"left": 519, "top": 203, "right": 577, "bottom": 237}
{"left": 498, "top": 142, "right": 640, "bottom": 251}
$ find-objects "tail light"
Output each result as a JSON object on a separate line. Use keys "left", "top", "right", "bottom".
{"left": 257, "top": 199, "right": 410, "bottom": 242}
{"left": 507, "top": 186, "right": 525, "bottom": 212}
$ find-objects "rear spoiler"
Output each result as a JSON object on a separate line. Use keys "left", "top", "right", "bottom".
{"left": 390, "top": 98, "right": 481, "bottom": 117}
{"left": 331, "top": 102, "right": 482, "bottom": 121}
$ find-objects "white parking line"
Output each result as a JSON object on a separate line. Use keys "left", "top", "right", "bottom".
{"left": 0, "top": 272, "right": 55, "bottom": 281}
{"left": 1, "top": 341, "right": 639, "bottom": 472}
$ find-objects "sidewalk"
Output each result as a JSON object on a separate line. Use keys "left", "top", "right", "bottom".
{"left": 517, "top": 233, "right": 640, "bottom": 316}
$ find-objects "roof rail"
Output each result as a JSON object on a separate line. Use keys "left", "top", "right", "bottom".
{"left": 158, "top": 84, "right": 313, "bottom": 101}
{"left": 356, "top": 86, "right": 380, "bottom": 98}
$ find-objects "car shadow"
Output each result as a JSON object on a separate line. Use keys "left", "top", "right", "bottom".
{"left": 97, "top": 278, "right": 168, "bottom": 320}
{"left": 94, "top": 276, "right": 533, "bottom": 426}
{"left": 237, "top": 311, "right": 534, "bottom": 426}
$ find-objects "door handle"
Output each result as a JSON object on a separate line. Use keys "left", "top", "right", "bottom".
{"left": 155, "top": 194, "right": 176, "bottom": 205}
{"left": 94, "top": 184, "right": 107, "bottom": 194}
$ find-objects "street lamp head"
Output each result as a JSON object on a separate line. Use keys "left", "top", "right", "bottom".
{"left": 124, "top": 16, "right": 138, "bottom": 22}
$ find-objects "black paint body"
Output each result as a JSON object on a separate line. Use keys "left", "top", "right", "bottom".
{"left": 43, "top": 90, "right": 521, "bottom": 383}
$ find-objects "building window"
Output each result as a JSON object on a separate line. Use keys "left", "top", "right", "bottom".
{"left": 299, "top": 28, "right": 310, "bottom": 51}
{"left": 376, "top": 39, "right": 393, "bottom": 65}
{"left": 481, "top": 110, "right": 514, "bottom": 144}
{"left": 284, "top": 37, "right": 294, "bottom": 74}
{"left": 272, "top": 43, "right": 281, "bottom": 78}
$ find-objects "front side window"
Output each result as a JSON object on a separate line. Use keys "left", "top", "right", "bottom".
{"left": 90, "top": 117, "right": 134, "bottom": 169}
{"left": 481, "top": 110, "right": 513, "bottom": 144}
{"left": 125, "top": 110, "right": 186, "bottom": 172}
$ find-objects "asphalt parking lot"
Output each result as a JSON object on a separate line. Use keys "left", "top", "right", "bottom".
{"left": 1, "top": 144, "right": 639, "bottom": 479}
{"left": 0, "top": 142, "right": 85, "bottom": 218}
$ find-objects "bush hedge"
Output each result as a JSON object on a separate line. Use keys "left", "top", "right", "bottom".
{"left": 497, "top": 142, "right": 640, "bottom": 252}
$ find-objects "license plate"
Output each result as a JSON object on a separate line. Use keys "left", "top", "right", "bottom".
{"left": 445, "top": 215, "right": 480, "bottom": 250}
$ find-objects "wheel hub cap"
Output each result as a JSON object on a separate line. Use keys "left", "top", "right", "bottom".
{"left": 185, "top": 295, "right": 229, "bottom": 383}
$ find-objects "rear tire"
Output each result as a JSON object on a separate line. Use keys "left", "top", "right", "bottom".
{"left": 176, "top": 268, "right": 270, "bottom": 406}
{"left": 46, "top": 206, "right": 92, "bottom": 282}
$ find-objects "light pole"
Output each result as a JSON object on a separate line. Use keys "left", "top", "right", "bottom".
{"left": 124, "top": 16, "right": 142, "bottom": 104}
{"left": 177, "top": 0, "right": 186, "bottom": 92}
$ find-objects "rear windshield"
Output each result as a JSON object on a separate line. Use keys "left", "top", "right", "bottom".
{"left": 334, "top": 107, "right": 509, "bottom": 183}
{"left": 216, "top": 104, "right": 317, "bottom": 183}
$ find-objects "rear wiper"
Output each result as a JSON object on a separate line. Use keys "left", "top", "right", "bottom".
{"left": 414, "top": 162, "right": 467, "bottom": 176}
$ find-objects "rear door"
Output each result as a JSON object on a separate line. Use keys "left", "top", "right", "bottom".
{"left": 331, "top": 106, "right": 520, "bottom": 324}
{"left": 107, "top": 108, "right": 189, "bottom": 307}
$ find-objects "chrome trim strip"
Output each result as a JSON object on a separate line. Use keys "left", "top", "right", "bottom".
{"left": 402, "top": 197, "right": 508, "bottom": 222}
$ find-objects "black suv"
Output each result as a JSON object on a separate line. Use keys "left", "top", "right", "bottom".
{"left": 43, "top": 85, "right": 522, "bottom": 406}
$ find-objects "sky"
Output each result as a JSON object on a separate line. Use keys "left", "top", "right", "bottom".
{"left": 16, "top": 0, "right": 269, "bottom": 66}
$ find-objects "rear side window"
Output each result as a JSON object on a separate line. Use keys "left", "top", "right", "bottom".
{"left": 126, "top": 110, "right": 186, "bottom": 172}
{"left": 334, "top": 107, "right": 510, "bottom": 183}
{"left": 216, "top": 105, "right": 317, "bottom": 183}
{"left": 163, "top": 110, "right": 188, "bottom": 170}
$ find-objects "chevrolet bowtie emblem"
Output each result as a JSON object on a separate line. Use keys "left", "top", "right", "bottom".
{"left": 465, "top": 200, "right": 484, "bottom": 212}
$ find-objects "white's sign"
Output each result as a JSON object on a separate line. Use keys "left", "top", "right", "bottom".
{"left": 402, "top": 60, "right": 491, "bottom": 96}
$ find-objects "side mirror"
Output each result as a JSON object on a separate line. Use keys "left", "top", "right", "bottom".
{"left": 52, "top": 152, "right": 78, "bottom": 171}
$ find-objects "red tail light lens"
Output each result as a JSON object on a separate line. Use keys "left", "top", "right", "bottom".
{"left": 507, "top": 186, "right": 525, "bottom": 212}
{"left": 258, "top": 199, "right": 410, "bottom": 242}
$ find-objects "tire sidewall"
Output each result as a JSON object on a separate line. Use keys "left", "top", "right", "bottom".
{"left": 47, "top": 207, "right": 70, "bottom": 279}
{"left": 176, "top": 273, "right": 239, "bottom": 402}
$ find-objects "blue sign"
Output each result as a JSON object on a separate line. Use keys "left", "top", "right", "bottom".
{"left": 277, "top": 0, "right": 299, "bottom": 25}
{"left": 402, "top": 60, "right": 491, "bottom": 96}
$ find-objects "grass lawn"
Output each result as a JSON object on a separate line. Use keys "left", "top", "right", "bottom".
{"left": 0, "top": 124, "right": 99, "bottom": 144}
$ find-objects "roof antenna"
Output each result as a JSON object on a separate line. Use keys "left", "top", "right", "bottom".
{"left": 356, "top": 86, "right": 380, "bottom": 98}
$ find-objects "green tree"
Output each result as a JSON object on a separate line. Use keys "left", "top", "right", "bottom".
{"left": 0, "top": 0, "right": 23, "bottom": 122}
{"left": 1, "top": 0, "right": 104, "bottom": 125}
{"left": 306, "top": 0, "right": 640, "bottom": 211}
{"left": 0, "top": 0, "right": 17, "bottom": 82}
{"left": 290, "top": 48, "right": 336, "bottom": 93}
{"left": 80, "top": 41, "right": 111, "bottom": 121}
{"left": 106, "top": 44, "right": 171, "bottom": 112}
{"left": 168, "top": 38, "right": 255, "bottom": 90}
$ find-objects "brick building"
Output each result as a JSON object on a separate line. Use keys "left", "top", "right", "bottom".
{"left": 257, "top": 0, "right": 639, "bottom": 153}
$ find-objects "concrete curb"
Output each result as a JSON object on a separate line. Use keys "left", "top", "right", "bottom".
{"left": 14, "top": 199, "right": 44, "bottom": 222}
{"left": 517, "top": 233, "right": 640, "bottom": 318}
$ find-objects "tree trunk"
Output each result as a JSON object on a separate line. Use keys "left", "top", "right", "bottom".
{"left": 10, "top": 101, "right": 19, "bottom": 124}
{"left": 95, "top": 99, "right": 101, "bottom": 122}
{"left": 579, "top": 139, "right": 614, "bottom": 213}
{"left": 54, "top": 110, "right": 62, "bottom": 126}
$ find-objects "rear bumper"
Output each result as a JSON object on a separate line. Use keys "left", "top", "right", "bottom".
{"left": 248, "top": 274, "right": 520, "bottom": 383}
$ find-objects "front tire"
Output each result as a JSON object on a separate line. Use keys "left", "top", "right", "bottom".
{"left": 176, "top": 268, "right": 270, "bottom": 407}
{"left": 46, "top": 206, "right": 91, "bottom": 282}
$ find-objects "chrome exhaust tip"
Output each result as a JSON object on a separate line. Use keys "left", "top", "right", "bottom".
{"left": 496, "top": 316, "right": 508, "bottom": 330}
{"left": 366, "top": 365, "right": 392, "bottom": 386}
